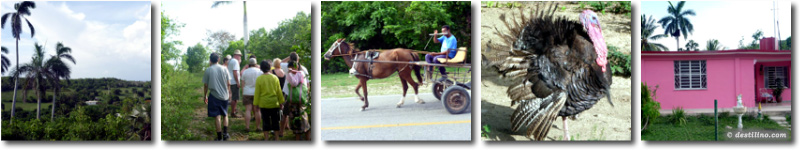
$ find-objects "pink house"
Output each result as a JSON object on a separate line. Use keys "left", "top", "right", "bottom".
{"left": 642, "top": 38, "right": 791, "bottom": 109}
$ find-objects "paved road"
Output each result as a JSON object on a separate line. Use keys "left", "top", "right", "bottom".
{"left": 321, "top": 93, "right": 472, "bottom": 141}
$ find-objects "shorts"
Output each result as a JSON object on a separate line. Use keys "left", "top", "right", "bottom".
{"left": 260, "top": 108, "right": 281, "bottom": 131}
{"left": 230, "top": 85, "right": 240, "bottom": 101}
{"left": 207, "top": 96, "right": 229, "bottom": 117}
{"left": 242, "top": 95, "right": 254, "bottom": 105}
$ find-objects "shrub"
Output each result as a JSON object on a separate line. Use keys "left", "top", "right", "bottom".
{"left": 669, "top": 107, "right": 688, "bottom": 126}
{"left": 641, "top": 82, "right": 661, "bottom": 131}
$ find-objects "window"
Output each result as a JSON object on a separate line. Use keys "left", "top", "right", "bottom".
{"left": 764, "top": 66, "right": 789, "bottom": 88}
{"left": 674, "top": 60, "right": 707, "bottom": 89}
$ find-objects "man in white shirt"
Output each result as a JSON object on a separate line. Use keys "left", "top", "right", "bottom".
{"left": 241, "top": 57, "right": 263, "bottom": 132}
{"left": 228, "top": 50, "right": 242, "bottom": 118}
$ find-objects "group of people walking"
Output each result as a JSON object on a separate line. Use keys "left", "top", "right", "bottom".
{"left": 203, "top": 50, "right": 309, "bottom": 141}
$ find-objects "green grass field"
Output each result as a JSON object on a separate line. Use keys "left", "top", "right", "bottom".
{"left": 320, "top": 67, "right": 469, "bottom": 98}
{"left": 642, "top": 114, "right": 791, "bottom": 141}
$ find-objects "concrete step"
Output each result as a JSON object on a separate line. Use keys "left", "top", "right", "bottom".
{"left": 768, "top": 116, "right": 791, "bottom": 129}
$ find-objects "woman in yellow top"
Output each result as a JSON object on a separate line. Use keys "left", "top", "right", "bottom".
{"left": 254, "top": 60, "right": 285, "bottom": 141}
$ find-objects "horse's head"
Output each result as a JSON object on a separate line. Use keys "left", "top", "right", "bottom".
{"left": 324, "top": 38, "right": 350, "bottom": 60}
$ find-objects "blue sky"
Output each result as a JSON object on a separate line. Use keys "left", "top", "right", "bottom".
{"left": 1, "top": 1, "right": 151, "bottom": 81}
{"left": 641, "top": 1, "right": 791, "bottom": 51}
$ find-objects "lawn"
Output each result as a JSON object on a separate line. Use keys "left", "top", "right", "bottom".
{"left": 321, "top": 67, "right": 469, "bottom": 98}
{"left": 642, "top": 113, "right": 791, "bottom": 141}
{"left": 2, "top": 102, "right": 51, "bottom": 111}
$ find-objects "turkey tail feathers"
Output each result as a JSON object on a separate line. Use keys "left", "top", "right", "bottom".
{"left": 511, "top": 92, "right": 567, "bottom": 141}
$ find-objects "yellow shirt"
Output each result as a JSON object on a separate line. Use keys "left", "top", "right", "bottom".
{"left": 254, "top": 74, "right": 284, "bottom": 109}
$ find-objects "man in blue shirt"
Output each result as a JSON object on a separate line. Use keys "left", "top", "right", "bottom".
{"left": 426, "top": 25, "right": 457, "bottom": 77}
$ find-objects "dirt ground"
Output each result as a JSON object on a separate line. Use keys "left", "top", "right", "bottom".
{"left": 480, "top": 2, "right": 632, "bottom": 141}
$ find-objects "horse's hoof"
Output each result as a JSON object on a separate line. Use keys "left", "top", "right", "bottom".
{"left": 360, "top": 108, "right": 366, "bottom": 111}
{"left": 417, "top": 101, "right": 426, "bottom": 104}
{"left": 360, "top": 98, "right": 365, "bottom": 101}
{"left": 396, "top": 105, "right": 402, "bottom": 108}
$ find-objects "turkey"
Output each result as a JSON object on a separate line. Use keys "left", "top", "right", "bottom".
{"left": 482, "top": 3, "right": 613, "bottom": 141}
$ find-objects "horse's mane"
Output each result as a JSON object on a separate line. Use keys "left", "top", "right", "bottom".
{"left": 346, "top": 42, "right": 359, "bottom": 52}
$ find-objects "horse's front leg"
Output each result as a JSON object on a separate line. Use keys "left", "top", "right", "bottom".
{"left": 354, "top": 82, "right": 364, "bottom": 101}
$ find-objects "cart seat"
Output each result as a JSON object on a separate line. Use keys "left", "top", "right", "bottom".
{"left": 437, "top": 47, "right": 467, "bottom": 64}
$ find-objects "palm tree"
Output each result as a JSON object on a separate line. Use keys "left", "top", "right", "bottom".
{"left": 658, "top": 1, "right": 695, "bottom": 51}
{"left": 211, "top": 1, "right": 248, "bottom": 59}
{"left": 1, "top": 1, "right": 35, "bottom": 121}
{"left": 47, "top": 42, "right": 75, "bottom": 120}
{"left": 12, "top": 43, "right": 49, "bottom": 119}
{"left": 2, "top": 46, "right": 9, "bottom": 74}
{"left": 706, "top": 39, "right": 721, "bottom": 51}
{"left": 641, "top": 14, "right": 668, "bottom": 51}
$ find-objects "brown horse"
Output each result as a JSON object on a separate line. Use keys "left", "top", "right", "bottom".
{"left": 324, "top": 39, "right": 424, "bottom": 111}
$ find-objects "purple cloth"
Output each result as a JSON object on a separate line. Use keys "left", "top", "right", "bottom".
{"left": 425, "top": 54, "right": 447, "bottom": 75}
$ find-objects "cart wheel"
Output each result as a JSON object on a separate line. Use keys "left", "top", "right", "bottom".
{"left": 432, "top": 78, "right": 452, "bottom": 101}
{"left": 443, "top": 86, "right": 470, "bottom": 114}
{"left": 432, "top": 82, "right": 444, "bottom": 101}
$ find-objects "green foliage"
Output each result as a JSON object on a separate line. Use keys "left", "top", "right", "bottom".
{"left": 607, "top": 46, "right": 631, "bottom": 77}
{"left": 160, "top": 11, "right": 185, "bottom": 64}
{"left": 705, "top": 39, "right": 722, "bottom": 51}
{"left": 240, "top": 12, "right": 311, "bottom": 69}
{"left": 660, "top": 1, "right": 696, "bottom": 50}
{"left": 641, "top": 14, "right": 668, "bottom": 51}
{"left": 588, "top": 1, "right": 610, "bottom": 14}
{"left": 786, "top": 114, "right": 791, "bottom": 125}
{"left": 184, "top": 43, "right": 208, "bottom": 73}
{"left": 160, "top": 72, "right": 204, "bottom": 140}
{"left": 481, "top": 124, "right": 491, "bottom": 138}
{"left": 780, "top": 36, "right": 791, "bottom": 50}
{"left": 322, "top": 1, "right": 471, "bottom": 73}
{"left": 739, "top": 30, "right": 763, "bottom": 50}
{"left": 1, "top": 104, "right": 143, "bottom": 140}
{"left": 642, "top": 114, "right": 791, "bottom": 141}
{"left": 669, "top": 107, "right": 687, "bottom": 126}
{"left": 641, "top": 82, "right": 661, "bottom": 132}
{"left": 684, "top": 39, "right": 699, "bottom": 51}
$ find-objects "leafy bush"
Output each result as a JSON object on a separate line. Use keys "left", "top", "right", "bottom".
{"left": 588, "top": 1, "right": 610, "bottom": 14}
{"left": 1, "top": 105, "right": 137, "bottom": 140}
{"left": 669, "top": 107, "right": 688, "bottom": 126}
{"left": 608, "top": 46, "right": 631, "bottom": 77}
{"left": 641, "top": 82, "right": 661, "bottom": 132}
{"left": 786, "top": 114, "right": 792, "bottom": 125}
{"left": 481, "top": 124, "right": 491, "bottom": 138}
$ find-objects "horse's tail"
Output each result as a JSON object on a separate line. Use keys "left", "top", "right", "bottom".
{"left": 411, "top": 52, "right": 423, "bottom": 85}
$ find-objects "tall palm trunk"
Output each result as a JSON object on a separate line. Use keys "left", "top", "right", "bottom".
{"left": 10, "top": 39, "right": 19, "bottom": 123}
{"left": 36, "top": 76, "right": 41, "bottom": 120}
{"left": 675, "top": 37, "right": 680, "bottom": 51}
{"left": 242, "top": 1, "right": 248, "bottom": 60}
{"left": 51, "top": 87, "right": 56, "bottom": 120}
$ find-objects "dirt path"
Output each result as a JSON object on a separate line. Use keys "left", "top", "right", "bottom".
{"left": 480, "top": 2, "right": 632, "bottom": 141}
{"left": 188, "top": 87, "right": 303, "bottom": 141}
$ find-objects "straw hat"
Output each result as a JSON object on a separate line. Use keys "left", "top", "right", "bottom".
{"left": 249, "top": 58, "right": 257, "bottom": 65}
{"left": 233, "top": 50, "right": 242, "bottom": 56}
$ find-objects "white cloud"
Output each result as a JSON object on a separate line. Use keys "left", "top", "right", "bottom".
{"left": 1, "top": 1, "right": 151, "bottom": 81}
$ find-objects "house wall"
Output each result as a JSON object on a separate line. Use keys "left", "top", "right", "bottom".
{"left": 642, "top": 55, "right": 757, "bottom": 109}
{"left": 754, "top": 61, "right": 792, "bottom": 102}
